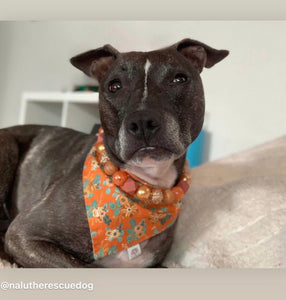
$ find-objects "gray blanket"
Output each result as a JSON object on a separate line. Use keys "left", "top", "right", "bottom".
{"left": 163, "top": 135, "right": 286, "bottom": 268}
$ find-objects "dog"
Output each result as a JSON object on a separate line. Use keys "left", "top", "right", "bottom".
{"left": 0, "top": 38, "right": 228, "bottom": 267}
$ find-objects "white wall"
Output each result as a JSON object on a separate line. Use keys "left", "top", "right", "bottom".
{"left": 0, "top": 21, "right": 285, "bottom": 161}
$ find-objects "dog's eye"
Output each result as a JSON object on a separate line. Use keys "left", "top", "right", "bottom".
{"left": 108, "top": 80, "right": 122, "bottom": 93}
{"left": 173, "top": 73, "right": 188, "bottom": 84}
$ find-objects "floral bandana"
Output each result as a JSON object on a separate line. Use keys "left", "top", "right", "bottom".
{"left": 83, "top": 142, "right": 184, "bottom": 260}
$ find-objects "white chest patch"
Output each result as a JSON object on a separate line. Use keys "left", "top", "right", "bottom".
{"left": 142, "top": 59, "right": 151, "bottom": 101}
{"left": 124, "top": 156, "right": 177, "bottom": 188}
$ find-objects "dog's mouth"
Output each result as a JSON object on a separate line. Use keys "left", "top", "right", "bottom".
{"left": 123, "top": 146, "right": 177, "bottom": 188}
{"left": 131, "top": 146, "right": 173, "bottom": 162}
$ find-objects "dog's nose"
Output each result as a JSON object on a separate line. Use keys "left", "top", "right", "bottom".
{"left": 126, "top": 111, "right": 161, "bottom": 141}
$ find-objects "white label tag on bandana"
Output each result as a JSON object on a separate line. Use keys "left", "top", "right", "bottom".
{"left": 127, "top": 244, "right": 142, "bottom": 260}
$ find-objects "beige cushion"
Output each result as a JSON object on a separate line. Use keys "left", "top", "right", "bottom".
{"left": 163, "top": 136, "right": 286, "bottom": 268}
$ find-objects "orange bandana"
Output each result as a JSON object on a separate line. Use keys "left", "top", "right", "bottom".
{"left": 83, "top": 136, "right": 189, "bottom": 260}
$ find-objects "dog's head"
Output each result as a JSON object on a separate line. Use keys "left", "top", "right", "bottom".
{"left": 71, "top": 39, "right": 229, "bottom": 187}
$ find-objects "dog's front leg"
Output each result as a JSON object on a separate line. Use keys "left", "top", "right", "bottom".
{"left": 5, "top": 235, "right": 88, "bottom": 268}
{"left": 4, "top": 211, "right": 94, "bottom": 268}
{"left": 5, "top": 222, "right": 90, "bottom": 268}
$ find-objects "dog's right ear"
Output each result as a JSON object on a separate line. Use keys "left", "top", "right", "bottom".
{"left": 70, "top": 44, "right": 119, "bottom": 81}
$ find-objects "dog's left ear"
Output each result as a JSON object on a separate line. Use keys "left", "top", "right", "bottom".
{"left": 175, "top": 38, "right": 229, "bottom": 73}
{"left": 70, "top": 44, "right": 119, "bottom": 81}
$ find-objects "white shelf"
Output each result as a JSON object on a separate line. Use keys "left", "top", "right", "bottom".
{"left": 21, "top": 91, "right": 99, "bottom": 103}
{"left": 19, "top": 91, "right": 100, "bottom": 133}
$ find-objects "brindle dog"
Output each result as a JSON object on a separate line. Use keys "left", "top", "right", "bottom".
{"left": 0, "top": 38, "right": 228, "bottom": 267}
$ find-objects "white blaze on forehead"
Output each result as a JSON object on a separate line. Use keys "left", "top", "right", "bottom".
{"left": 142, "top": 59, "right": 151, "bottom": 101}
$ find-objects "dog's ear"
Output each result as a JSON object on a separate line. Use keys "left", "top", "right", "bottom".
{"left": 70, "top": 44, "right": 119, "bottom": 81}
{"left": 175, "top": 38, "right": 229, "bottom": 73}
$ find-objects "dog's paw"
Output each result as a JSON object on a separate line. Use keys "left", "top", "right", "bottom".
{"left": 0, "top": 258, "right": 18, "bottom": 269}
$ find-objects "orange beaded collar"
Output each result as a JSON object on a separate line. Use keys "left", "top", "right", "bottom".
{"left": 83, "top": 128, "right": 191, "bottom": 260}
